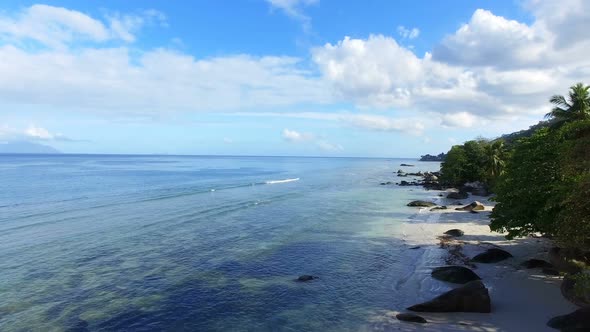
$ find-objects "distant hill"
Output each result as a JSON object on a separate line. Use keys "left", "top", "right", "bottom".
{"left": 496, "top": 120, "right": 552, "bottom": 145}
{"left": 0, "top": 141, "right": 61, "bottom": 154}
{"left": 419, "top": 153, "right": 446, "bottom": 161}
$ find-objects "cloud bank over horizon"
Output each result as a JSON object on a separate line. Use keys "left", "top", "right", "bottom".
{"left": 1, "top": 1, "right": 589, "bottom": 156}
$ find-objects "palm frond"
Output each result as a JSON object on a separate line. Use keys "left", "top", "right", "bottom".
{"left": 549, "top": 95, "right": 570, "bottom": 109}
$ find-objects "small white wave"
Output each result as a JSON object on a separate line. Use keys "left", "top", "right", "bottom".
{"left": 265, "top": 178, "right": 300, "bottom": 184}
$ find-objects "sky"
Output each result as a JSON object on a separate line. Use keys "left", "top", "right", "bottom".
{"left": 0, "top": 0, "right": 589, "bottom": 157}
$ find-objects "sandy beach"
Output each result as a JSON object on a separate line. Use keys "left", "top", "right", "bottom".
{"left": 371, "top": 191, "right": 579, "bottom": 331}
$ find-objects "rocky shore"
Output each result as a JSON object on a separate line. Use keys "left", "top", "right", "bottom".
{"left": 373, "top": 165, "right": 588, "bottom": 331}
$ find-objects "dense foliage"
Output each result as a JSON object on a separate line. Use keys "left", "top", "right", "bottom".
{"left": 440, "top": 83, "right": 590, "bottom": 251}
{"left": 440, "top": 139, "right": 505, "bottom": 188}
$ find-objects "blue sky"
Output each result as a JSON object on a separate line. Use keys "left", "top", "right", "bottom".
{"left": 1, "top": 0, "right": 588, "bottom": 157}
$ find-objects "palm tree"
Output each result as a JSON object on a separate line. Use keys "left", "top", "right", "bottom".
{"left": 546, "top": 83, "right": 590, "bottom": 124}
{"left": 484, "top": 140, "right": 506, "bottom": 180}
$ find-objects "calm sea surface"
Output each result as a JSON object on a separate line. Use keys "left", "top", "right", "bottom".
{"left": 0, "top": 155, "right": 440, "bottom": 331}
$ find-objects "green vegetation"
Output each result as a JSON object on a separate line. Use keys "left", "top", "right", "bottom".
{"left": 547, "top": 82, "right": 590, "bottom": 125}
{"left": 440, "top": 139, "right": 506, "bottom": 188}
{"left": 440, "top": 83, "right": 590, "bottom": 251}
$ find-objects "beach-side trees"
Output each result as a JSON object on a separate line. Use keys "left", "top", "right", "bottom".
{"left": 547, "top": 83, "right": 590, "bottom": 124}
{"left": 440, "top": 139, "right": 504, "bottom": 189}
{"left": 441, "top": 83, "right": 590, "bottom": 251}
{"left": 490, "top": 119, "right": 590, "bottom": 249}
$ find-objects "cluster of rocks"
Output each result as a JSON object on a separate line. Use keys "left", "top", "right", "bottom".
{"left": 395, "top": 229, "right": 513, "bottom": 324}
{"left": 396, "top": 225, "right": 590, "bottom": 329}
{"left": 389, "top": 170, "right": 443, "bottom": 190}
{"left": 406, "top": 200, "right": 485, "bottom": 213}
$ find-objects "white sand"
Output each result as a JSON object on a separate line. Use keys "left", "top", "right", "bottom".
{"left": 372, "top": 191, "right": 579, "bottom": 332}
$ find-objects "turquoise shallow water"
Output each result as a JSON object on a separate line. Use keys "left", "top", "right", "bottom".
{"left": 0, "top": 155, "right": 440, "bottom": 331}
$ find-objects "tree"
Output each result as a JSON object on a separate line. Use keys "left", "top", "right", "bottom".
{"left": 546, "top": 82, "right": 590, "bottom": 125}
{"left": 490, "top": 120, "right": 590, "bottom": 244}
{"left": 490, "top": 128, "right": 563, "bottom": 238}
{"left": 440, "top": 145, "right": 467, "bottom": 186}
{"left": 484, "top": 140, "right": 506, "bottom": 180}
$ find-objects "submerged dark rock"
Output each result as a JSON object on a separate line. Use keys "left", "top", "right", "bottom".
{"left": 547, "top": 307, "right": 590, "bottom": 330}
{"left": 521, "top": 259, "right": 553, "bottom": 269}
{"left": 407, "top": 200, "right": 437, "bottom": 207}
{"left": 431, "top": 266, "right": 481, "bottom": 284}
{"left": 444, "top": 229, "right": 464, "bottom": 237}
{"left": 296, "top": 275, "right": 318, "bottom": 282}
{"left": 396, "top": 313, "right": 427, "bottom": 323}
{"left": 407, "top": 280, "right": 491, "bottom": 313}
{"left": 400, "top": 164, "right": 415, "bottom": 167}
{"left": 430, "top": 206, "right": 447, "bottom": 211}
{"left": 472, "top": 248, "right": 513, "bottom": 263}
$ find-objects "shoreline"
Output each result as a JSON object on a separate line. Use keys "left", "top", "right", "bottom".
{"left": 374, "top": 188, "right": 578, "bottom": 331}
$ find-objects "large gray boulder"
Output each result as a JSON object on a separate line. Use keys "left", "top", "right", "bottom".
{"left": 444, "top": 229, "right": 464, "bottom": 237}
{"left": 407, "top": 280, "right": 491, "bottom": 313}
{"left": 431, "top": 266, "right": 481, "bottom": 284}
{"left": 472, "top": 248, "right": 513, "bottom": 263}
{"left": 455, "top": 201, "right": 485, "bottom": 212}
{"left": 407, "top": 200, "right": 437, "bottom": 207}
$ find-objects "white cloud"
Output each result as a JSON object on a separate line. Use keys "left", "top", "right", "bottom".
{"left": 0, "top": 124, "right": 74, "bottom": 142}
{"left": 440, "top": 112, "right": 480, "bottom": 128}
{"left": 25, "top": 125, "right": 55, "bottom": 140}
{"left": 266, "top": 0, "right": 318, "bottom": 31}
{"left": 282, "top": 128, "right": 315, "bottom": 142}
{"left": 0, "top": 46, "right": 330, "bottom": 112}
{"left": 2, "top": 2, "right": 590, "bottom": 143}
{"left": 397, "top": 26, "right": 420, "bottom": 39}
{"left": 433, "top": 9, "right": 544, "bottom": 68}
{"left": 311, "top": 1, "right": 590, "bottom": 121}
{"left": 342, "top": 114, "right": 425, "bottom": 135}
{"left": 281, "top": 128, "right": 342, "bottom": 152}
{"left": 0, "top": 5, "right": 166, "bottom": 48}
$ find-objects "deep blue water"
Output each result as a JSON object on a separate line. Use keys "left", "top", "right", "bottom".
{"left": 0, "top": 155, "right": 439, "bottom": 331}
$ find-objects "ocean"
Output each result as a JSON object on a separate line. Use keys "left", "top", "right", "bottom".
{"left": 0, "top": 154, "right": 441, "bottom": 331}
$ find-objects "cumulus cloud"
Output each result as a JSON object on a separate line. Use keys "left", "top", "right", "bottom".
{"left": 342, "top": 114, "right": 425, "bottom": 135}
{"left": 2, "top": 1, "right": 590, "bottom": 140}
{"left": 397, "top": 26, "right": 420, "bottom": 39}
{"left": 440, "top": 112, "right": 480, "bottom": 128}
{"left": 433, "top": 9, "right": 544, "bottom": 68}
{"left": 312, "top": 1, "right": 590, "bottom": 121}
